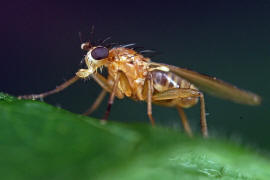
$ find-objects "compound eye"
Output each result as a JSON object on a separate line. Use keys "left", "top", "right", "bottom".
{"left": 91, "top": 46, "right": 109, "bottom": 60}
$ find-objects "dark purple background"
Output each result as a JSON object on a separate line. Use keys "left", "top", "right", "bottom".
{"left": 1, "top": 1, "right": 270, "bottom": 150}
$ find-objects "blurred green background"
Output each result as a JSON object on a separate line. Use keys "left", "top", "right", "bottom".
{"left": 1, "top": 1, "right": 269, "bottom": 151}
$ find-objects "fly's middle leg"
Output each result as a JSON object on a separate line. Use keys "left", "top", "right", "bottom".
{"left": 83, "top": 89, "right": 107, "bottom": 116}
{"left": 142, "top": 73, "right": 155, "bottom": 126}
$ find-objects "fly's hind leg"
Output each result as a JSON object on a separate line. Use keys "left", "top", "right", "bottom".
{"left": 152, "top": 88, "right": 208, "bottom": 138}
{"left": 177, "top": 107, "right": 193, "bottom": 137}
{"left": 152, "top": 88, "right": 200, "bottom": 101}
{"left": 18, "top": 76, "right": 80, "bottom": 100}
{"left": 199, "top": 93, "right": 208, "bottom": 137}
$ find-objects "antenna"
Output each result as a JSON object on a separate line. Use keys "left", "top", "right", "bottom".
{"left": 100, "top": 36, "right": 112, "bottom": 45}
{"left": 78, "top": 32, "right": 83, "bottom": 44}
{"left": 90, "top": 25, "right": 95, "bottom": 37}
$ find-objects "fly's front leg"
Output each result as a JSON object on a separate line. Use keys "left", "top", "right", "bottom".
{"left": 18, "top": 76, "right": 80, "bottom": 100}
{"left": 102, "top": 72, "right": 121, "bottom": 121}
{"left": 88, "top": 71, "right": 128, "bottom": 121}
{"left": 91, "top": 73, "right": 112, "bottom": 93}
{"left": 82, "top": 72, "right": 112, "bottom": 116}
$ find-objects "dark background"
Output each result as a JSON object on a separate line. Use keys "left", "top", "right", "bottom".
{"left": 1, "top": 1, "right": 270, "bottom": 150}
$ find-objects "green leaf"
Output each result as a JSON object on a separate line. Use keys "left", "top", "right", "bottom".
{"left": 0, "top": 92, "right": 270, "bottom": 180}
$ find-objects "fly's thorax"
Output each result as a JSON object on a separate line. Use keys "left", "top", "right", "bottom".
{"left": 108, "top": 47, "right": 150, "bottom": 63}
{"left": 106, "top": 48, "right": 151, "bottom": 100}
{"left": 107, "top": 59, "right": 149, "bottom": 85}
{"left": 107, "top": 47, "right": 150, "bottom": 81}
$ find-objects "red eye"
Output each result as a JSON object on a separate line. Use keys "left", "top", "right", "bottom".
{"left": 91, "top": 46, "right": 109, "bottom": 60}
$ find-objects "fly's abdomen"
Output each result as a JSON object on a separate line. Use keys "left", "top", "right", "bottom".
{"left": 152, "top": 70, "right": 197, "bottom": 92}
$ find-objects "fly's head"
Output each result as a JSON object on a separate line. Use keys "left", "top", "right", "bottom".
{"left": 76, "top": 42, "right": 109, "bottom": 78}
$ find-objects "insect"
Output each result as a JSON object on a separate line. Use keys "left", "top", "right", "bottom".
{"left": 18, "top": 40, "right": 261, "bottom": 138}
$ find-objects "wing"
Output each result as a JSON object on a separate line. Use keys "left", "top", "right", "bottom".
{"left": 150, "top": 62, "right": 261, "bottom": 105}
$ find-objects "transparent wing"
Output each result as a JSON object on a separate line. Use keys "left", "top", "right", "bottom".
{"left": 150, "top": 62, "right": 261, "bottom": 105}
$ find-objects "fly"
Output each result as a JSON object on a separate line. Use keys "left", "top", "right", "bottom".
{"left": 18, "top": 40, "right": 261, "bottom": 138}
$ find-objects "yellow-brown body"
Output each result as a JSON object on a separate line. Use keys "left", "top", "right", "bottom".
{"left": 19, "top": 42, "right": 261, "bottom": 138}
{"left": 106, "top": 47, "right": 198, "bottom": 108}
